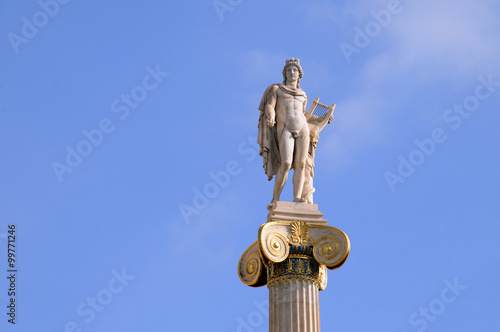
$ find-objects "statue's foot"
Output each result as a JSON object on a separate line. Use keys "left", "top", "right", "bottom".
{"left": 267, "top": 200, "right": 277, "bottom": 211}
{"left": 294, "top": 198, "right": 307, "bottom": 203}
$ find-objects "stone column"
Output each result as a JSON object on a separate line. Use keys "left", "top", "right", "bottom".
{"left": 268, "top": 250, "right": 323, "bottom": 331}
{"left": 238, "top": 202, "right": 350, "bottom": 332}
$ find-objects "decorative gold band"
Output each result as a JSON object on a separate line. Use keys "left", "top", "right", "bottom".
{"left": 267, "top": 256, "right": 321, "bottom": 287}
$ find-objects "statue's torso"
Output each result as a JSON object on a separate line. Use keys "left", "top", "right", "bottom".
{"left": 275, "top": 87, "right": 307, "bottom": 133}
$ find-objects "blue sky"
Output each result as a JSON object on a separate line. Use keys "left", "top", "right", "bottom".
{"left": 1, "top": 0, "right": 499, "bottom": 331}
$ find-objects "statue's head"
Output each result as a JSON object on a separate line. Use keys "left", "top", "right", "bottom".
{"left": 282, "top": 58, "right": 303, "bottom": 88}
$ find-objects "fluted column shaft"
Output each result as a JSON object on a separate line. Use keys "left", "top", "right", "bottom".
{"left": 269, "top": 277, "right": 320, "bottom": 332}
{"left": 267, "top": 252, "right": 322, "bottom": 332}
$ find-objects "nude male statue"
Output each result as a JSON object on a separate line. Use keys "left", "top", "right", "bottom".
{"left": 257, "top": 58, "right": 310, "bottom": 208}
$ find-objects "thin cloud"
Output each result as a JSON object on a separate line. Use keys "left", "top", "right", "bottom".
{"left": 320, "top": 94, "right": 388, "bottom": 172}
{"left": 392, "top": 1, "right": 499, "bottom": 71}
{"left": 307, "top": 0, "right": 500, "bottom": 171}
{"left": 361, "top": 0, "right": 500, "bottom": 81}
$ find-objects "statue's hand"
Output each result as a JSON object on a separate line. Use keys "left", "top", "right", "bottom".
{"left": 328, "top": 113, "right": 334, "bottom": 124}
{"left": 267, "top": 116, "right": 276, "bottom": 127}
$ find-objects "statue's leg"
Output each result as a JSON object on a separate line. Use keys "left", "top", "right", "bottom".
{"left": 271, "top": 128, "right": 294, "bottom": 205}
{"left": 292, "top": 126, "right": 310, "bottom": 202}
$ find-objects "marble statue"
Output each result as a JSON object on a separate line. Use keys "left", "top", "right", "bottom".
{"left": 258, "top": 58, "right": 334, "bottom": 208}
{"left": 242, "top": 62, "right": 346, "bottom": 330}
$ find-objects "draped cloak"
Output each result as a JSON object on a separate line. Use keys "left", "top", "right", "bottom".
{"left": 257, "top": 84, "right": 307, "bottom": 181}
